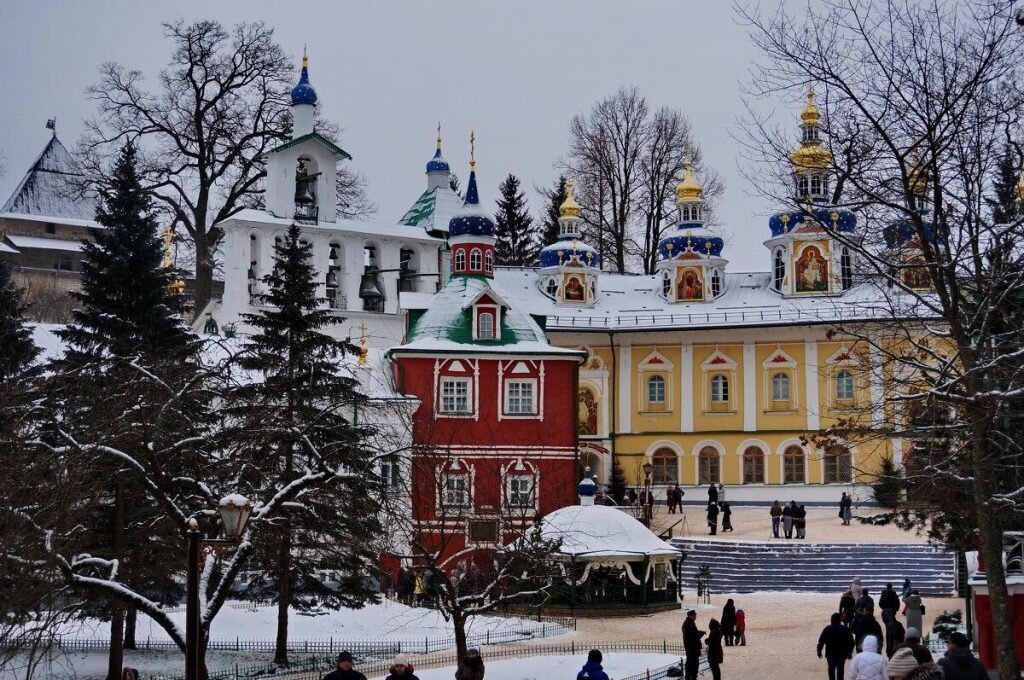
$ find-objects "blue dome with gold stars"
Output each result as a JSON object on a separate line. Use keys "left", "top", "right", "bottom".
{"left": 426, "top": 147, "right": 450, "bottom": 174}
{"left": 658, "top": 225, "right": 724, "bottom": 260}
{"left": 539, "top": 237, "right": 600, "bottom": 268}
{"left": 769, "top": 202, "right": 856, "bottom": 237}
{"left": 291, "top": 54, "right": 318, "bottom": 106}
{"left": 448, "top": 169, "right": 493, "bottom": 237}
{"left": 883, "top": 215, "right": 945, "bottom": 249}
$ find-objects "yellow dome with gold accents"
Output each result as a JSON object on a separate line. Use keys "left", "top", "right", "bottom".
{"left": 560, "top": 177, "right": 581, "bottom": 218}
{"left": 675, "top": 160, "right": 703, "bottom": 202}
{"left": 789, "top": 143, "right": 832, "bottom": 172}
{"left": 907, "top": 150, "right": 928, "bottom": 195}
{"left": 800, "top": 88, "right": 821, "bottom": 125}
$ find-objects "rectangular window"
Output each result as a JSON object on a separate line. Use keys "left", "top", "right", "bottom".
{"left": 443, "top": 474, "right": 469, "bottom": 509}
{"left": 654, "top": 562, "right": 668, "bottom": 590}
{"left": 440, "top": 378, "right": 471, "bottom": 414}
{"left": 380, "top": 456, "right": 401, "bottom": 490}
{"left": 508, "top": 475, "right": 534, "bottom": 509}
{"left": 505, "top": 381, "right": 535, "bottom": 415}
{"left": 468, "top": 519, "right": 499, "bottom": 544}
{"left": 772, "top": 372, "right": 791, "bottom": 403}
{"left": 477, "top": 312, "right": 495, "bottom": 339}
{"left": 709, "top": 374, "right": 730, "bottom": 412}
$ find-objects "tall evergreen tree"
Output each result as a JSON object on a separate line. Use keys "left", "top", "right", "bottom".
{"left": 539, "top": 175, "right": 568, "bottom": 254}
{"left": 52, "top": 142, "right": 200, "bottom": 679}
{"left": 0, "top": 262, "right": 37, "bottom": 383}
{"left": 226, "top": 222, "right": 381, "bottom": 664}
{"left": 493, "top": 174, "right": 538, "bottom": 266}
{"left": 986, "top": 144, "right": 1024, "bottom": 225}
{"left": 449, "top": 172, "right": 462, "bottom": 198}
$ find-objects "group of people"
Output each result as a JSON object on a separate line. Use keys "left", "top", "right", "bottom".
{"left": 392, "top": 563, "right": 488, "bottom": 606}
{"left": 322, "top": 649, "right": 486, "bottom": 680}
{"left": 769, "top": 500, "right": 809, "bottom": 539}
{"left": 707, "top": 484, "right": 733, "bottom": 535}
{"left": 681, "top": 600, "right": 747, "bottom": 680}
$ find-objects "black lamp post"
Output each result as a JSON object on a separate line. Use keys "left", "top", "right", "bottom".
{"left": 642, "top": 462, "right": 655, "bottom": 525}
{"left": 185, "top": 495, "right": 253, "bottom": 680}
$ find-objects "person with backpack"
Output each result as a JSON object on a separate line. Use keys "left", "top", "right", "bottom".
{"left": 576, "top": 649, "right": 610, "bottom": 680}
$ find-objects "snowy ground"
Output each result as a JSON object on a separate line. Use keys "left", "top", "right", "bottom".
{"left": 386, "top": 654, "right": 681, "bottom": 680}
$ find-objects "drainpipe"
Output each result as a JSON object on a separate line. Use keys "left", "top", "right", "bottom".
{"left": 607, "top": 330, "right": 618, "bottom": 485}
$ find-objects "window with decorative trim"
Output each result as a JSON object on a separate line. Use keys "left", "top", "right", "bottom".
{"left": 454, "top": 249, "right": 466, "bottom": 272}
{"left": 477, "top": 312, "right": 495, "bottom": 340}
{"left": 743, "top": 446, "right": 765, "bottom": 484}
{"left": 841, "top": 247, "right": 853, "bottom": 289}
{"left": 698, "top": 447, "right": 720, "bottom": 484}
{"left": 504, "top": 380, "right": 536, "bottom": 415}
{"left": 662, "top": 272, "right": 671, "bottom": 297}
{"left": 470, "top": 248, "right": 482, "bottom": 270}
{"left": 783, "top": 446, "right": 805, "bottom": 484}
{"left": 654, "top": 562, "right": 668, "bottom": 590}
{"left": 772, "top": 372, "right": 791, "bottom": 402}
{"left": 545, "top": 278, "right": 558, "bottom": 297}
{"left": 797, "top": 175, "right": 809, "bottom": 197}
{"left": 507, "top": 475, "right": 535, "bottom": 509}
{"left": 380, "top": 455, "right": 402, "bottom": 490}
{"left": 440, "top": 378, "right": 471, "bottom": 414}
{"left": 484, "top": 250, "right": 494, "bottom": 273}
{"left": 651, "top": 447, "right": 678, "bottom": 484}
{"left": 710, "top": 374, "right": 729, "bottom": 410}
{"left": 443, "top": 473, "right": 469, "bottom": 509}
{"left": 773, "top": 249, "right": 786, "bottom": 291}
{"left": 711, "top": 269, "right": 721, "bottom": 297}
{"left": 647, "top": 375, "right": 666, "bottom": 405}
{"left": 824, "top": 446, "right": 852, "bottom": 483}
{"left": 835, "top": 370, "right": 854, "bottom": 401}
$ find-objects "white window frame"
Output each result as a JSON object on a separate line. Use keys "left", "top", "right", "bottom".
{"left": 507, "top": 474, "right": 535, "bottom": 510}
{"left": 711, "top": 374, "right": 729, "bottom": 404}
{"left": 772, "top": 372, "right": 791, "bottom": 401}
{"left": 454, "top": 249, "right": 466, "bottom": 272}
{"left": 835, "top": 369, "right": 855, "bottom": 401}
{"left": 380, "top": 455, "right": 402, "bottom": 491}
{"left": 647, "top": 375, "right": 666, "bottom": 404}
{"left": 478, "top": 312, "right": 495, "bottom": 340}
{"left": 442, "top": 473, "right": 470, "bottom": 511}
{"left": 470, "top": 248, "right": 482, "bottom": 271}
{"left": 439, "top": 377, "right": 472, "bottom": 415}
{"left": 484, "top": 249, "right": 494, "bottom": 273}
{"left": 700, "top": 349, "right": 738, "bottom": 414}
{"left": 773, "top": 248, "right": 786, "bottom": 291}
{"left": 504, "top": 379, "right": 537, "bottom": 416}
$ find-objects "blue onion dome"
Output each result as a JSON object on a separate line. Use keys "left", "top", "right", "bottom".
{"left": 883, "top": 216, "right": 945, "bottom": 249}
{"left": 448, "top": 161, "right": 494, "bottom": 237}
{"left": 426, "top": 127, "right": 450, "bottom": 173}
{"left": 290, "top": 51, "right": 318, "bottom": 106}
{"left": 577, "top": 475, "right": 597, "bottom": 499}
{"left": 539, "top": 238, "right": 600, "bottom": 268}
{"left": 769, "top": 200, "right": 856, "bottom": 237}
{"left": 658, "top": 226, "right": 724, "bottom": 260}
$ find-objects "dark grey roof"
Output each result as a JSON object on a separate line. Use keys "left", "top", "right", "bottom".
{"left": 1, "top": 136, "right": 96, "bottom": 222}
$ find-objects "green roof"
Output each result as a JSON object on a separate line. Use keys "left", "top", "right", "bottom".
{"left": 400, "top": 189, "right": 436, "bottom": 227}
{"left": 265, "top": 132, "right": 352, "bottom": 160}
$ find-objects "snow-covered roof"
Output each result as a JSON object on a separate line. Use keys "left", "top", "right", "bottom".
{"left": 398, "top": 186, "right": 463, "bottom": 234}
{"left": 224, "top": 209, "right": 445, "bottom": 244}
{"left": 5, "top": 234, "right": 83, "bottom": 252}
{"left": 0, "top": 240, "right": 19, "bottom": 254}
{"left": 1, "top": 136, "right": 98, "bottom": 224}
{"left": 540, "top": 504, "right": 680, "bottom": 558}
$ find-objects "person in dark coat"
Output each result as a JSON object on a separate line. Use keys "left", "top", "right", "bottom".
{"left": 682, "top": 610, "right": 706, "bottom": 680}
{"left": 770, "top": 500, "right": 783, "bottom": 538}
{"left": 667, "top": 484, "right": 678, "bottom": 514}
{"left": 882, "top": 610, "right": 905, "bottom": 658}
{"left": 794, "top": 504, "right": 807, "bottom": 539}
{"left": 839, "top": 590, "right": 856, "bottom": 627}
{"left": 851, "top": 611, "right": 884, "bottom": 653}
{"left": 577, "top": 649, "right": 610, "bottom": 680}
{"left": 855, "top": 588, "right": 875, "bottom": 616}
{"left": 674, "top": 485, "right": 685, "bottom": 509}
{"left": 937, "top": 633, "right": 987, "bottom": 680}
{"left": 878, "top": 583, "right": 900, "bottom": 621}
{"left": 720, "top": 599, "right": 737, "bottom": 646}
{"left": 721, "top": 502, "right": 734, "bottom": 532}
{"left": 323, "top": 651, "right": 368, "bottom": 680}
{"left": 707, "top": 502, "right": 719, "bottom": 535}
{"left": 782, "top": 501, "right": 795, "bottom": 538}
{"left": 708, "top": 483, "right": 719, "bottom": 506}
{"left": 455, "top": 648, "right": 485, "bottom": 680}
{"left": 706, "top": 618, "right": 724, "bottom": 680}
{"left": 817, "top": 613, "right": 855, "bottom": 680}
{"left": 892, "top": 627, "right": 933, "bottom": 664}
{"left": 384, "top": 655, "right": 419, "bottom": 680}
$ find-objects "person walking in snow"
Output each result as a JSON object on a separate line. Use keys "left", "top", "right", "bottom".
{"left": 892, "top": 627, "right": 933, "bottom": 665}
{"left": 849, "top": 635, "right": 887, "bottom": 680}
{"left": 668, "top": 484, "right": 678, "bottom": 514}
{"left": 839, "top": 589, "right": 856, "bottom": 627}
{"left": 734, "top": 608, "right": 746, "bottom": 646}
{"left": 849, "top": 577, "right": 863, "bottom": 601}
{"left": 682, "top": 609, "right": 706, "bottom": 680}
{"left": 937, "top": 633, "right": 987, "bottom": 680}
{"left": 322, "top": 651, "right": 367, "bottom": 680}
{"left": 795, "top": 504, "right": 807, "bottom": 539}
{"left": 455, "top": 648, "right": 485, "bottom": 680}
{"left": 720, "top": 599, "right": 737, "bottom": 646}
{"left": 770, "top": 500, "right": 783, "bottom": 538}
{"left": 878, "top": 583, "right": 900, "bottom": 622}
{"left": 840, "top": 492, "right": 853, "bottom": 525}
{"left": 385, "top": 655, "right": 420, "bottom": 680}
{"left": 721, "top": 502, "right": 734, "bottom": 532}
{"left": 674, "top": 485, "right": 685, "bottom": 510}
{"left": 717, "top": 483, "right": 726, "bottom": 507}
{"left": 881, "top": 609, "right": 905, "bottom": 658}
{"left": 902, "top": 590, "right": 924, "bottom": 634}
{"left": 817, "top": 613, "right": 855, "bottom": 680}
{"left": 782, "top": 501, "right": 795, "bottom": 538}
{"left": 707, "top": 502, "right": 719, "bottom": 535}
{"left": 855, "top": 588, "right": 875, "bottom": 617}
{"left": 852, "top": 610, "right": 884, "bottom": 653}
{"left": 706, "top": 618, "right": 724, "bottom": 680}
{"left": 577, "top": 649, "right": 610, "bottom": 680}
{"left": 708, "top": 483, "right": 719, "bottom": 506}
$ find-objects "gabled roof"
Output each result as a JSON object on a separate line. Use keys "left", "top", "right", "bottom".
{"left": 264, "top": 132, "right": 351, "bottom": 160}
{"left": 398, "top": 186, "right": 463, "bottom": 233}
{"left": 1, "top": 136, "right": 97, "bottom": 222}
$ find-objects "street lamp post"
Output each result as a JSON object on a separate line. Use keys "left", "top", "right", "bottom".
{"left": 642, "top": 463, "right": 655, "bottom": 526}
{"left": 185, "top": 495, "right": 253, "bottom": 680}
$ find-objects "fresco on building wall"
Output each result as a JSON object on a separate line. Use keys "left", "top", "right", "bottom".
{"left": 577, "top": 389, "right": 598, "bottom": 435}
{"left": 675, "top": 267, "right": 704, "bottom": 301}
{"left": 563, "top": 274, "right": 585, "bottom": 301}
{"left": 903, "top": 256, "right": 931, "bottom": 290}
{"left": 795, "top": 245, "right": 828, "bottom": 292}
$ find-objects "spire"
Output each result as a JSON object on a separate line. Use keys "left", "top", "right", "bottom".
{"left": 675, "top": 159, "right": 703, "bottom": 203}
{"left": 469, "top": 130, "right": 476, "bottom": 172}
{"left": 290, "top": 49, "right": 318, "bottom": 107}
{"left": 447, "top": 133, "right": 492, "bottom": 237}
{"left": 800, "top": 87, "right": 821, "bottom": 126}
{"left": 425, "top": 122, "right": 451, "bottom": 178}
{"left": 437, "top": 121, "right": 442, "bottom": 150}
{"left": 789, "top": 87, "right": 831, "bottom": 175}
{"left": 559, "top": 173, "right": 581, "bottom": 219}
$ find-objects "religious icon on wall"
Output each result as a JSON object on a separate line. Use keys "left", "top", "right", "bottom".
{"left": 902, "top": 256, "right": 931, "bottom": 290}
{"left": 577, "top": 389, "right": 598, "bottom": 435}
{"left": 795, "top": 245, "right": 829, "bottom": 292}
{"left": 563, "top": 274, "right": 586, "bottom": 301}
{"left": 675, "top": 267, "right": 704, "bottom": 301}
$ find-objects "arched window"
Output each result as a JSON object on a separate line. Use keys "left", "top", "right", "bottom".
{"left": 478, "top": 312, "right": 494, "bottom": 340}
{"left": 710, "top": 374, "right": 729, "bottom": 405}
{"left": 841, "top": 247, "right": 853, "bottom": 290}
{"left": 711, "top": 269, "right": 721, "bottom": 297}
{"left": 698, "top": 447, "right": 720, "bottom": 485}
{"left": 662, "top": 272, "right": 672, "bottom": 297}
{"left": 835, "top": 370, "right": 854, "bottom": 401}
{"left": 545, "top": 278, "right": 558, "bottom": 297}
{"left": 772, "top": 373, "right": 791, "bottom": 402}
{"left": 484, "top": 250, "right": 494, "bottom": 273}
{"left": 773, "top": 249, "right": 786, "bottom": 291}
{"left": 651, "top": 448, "right": 678, "bottom": 484}
{"left": 454, "top": 249, "right": 466, "bottom": 272}
{"left": 797, "top": 175, "right": 809, "bottom": 197}
{"left": 810, "top": 175, "right": 822, "bottom": 196}
{"left": 743, "top": 446, "right": 765, "bottom": 484}
{"left": 470, "top": 248, "right": 482, "bottom": 271}
{"left": 647, "top": 375, "right": 666, "bottom": 404}
{"left": 824, "top": 446, "right": 852, "bottom": 483}
{"left": 783, "top": 445, "right": 805, "bottom": 484}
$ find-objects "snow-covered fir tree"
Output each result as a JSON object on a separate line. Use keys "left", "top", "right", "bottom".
{"left": 225, "top": 222, "right": 382, "bottom": 664}
{"left": 493, "top": 173, "right": 538, "bottom": 265}
{"left": 0, "top": 261, "right": 37, "bottom": 383}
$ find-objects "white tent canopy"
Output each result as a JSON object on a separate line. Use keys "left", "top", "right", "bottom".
{"left": 540, "top": 504, "right": 679, "bottom": 559}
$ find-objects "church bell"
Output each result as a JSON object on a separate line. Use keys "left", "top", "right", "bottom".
{"left": 358, "top": 265, "right": 385, "bottom": 309}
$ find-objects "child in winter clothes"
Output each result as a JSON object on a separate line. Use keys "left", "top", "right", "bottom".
{"left": 849, "top": 635, "right": 888, "bottom": 680}
{"left": 735, "top": 609, "right": 746, "bottom": 646}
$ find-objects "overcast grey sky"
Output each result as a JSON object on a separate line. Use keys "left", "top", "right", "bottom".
{"left": 0, "top": 1, "right": 799, "bottom": 272}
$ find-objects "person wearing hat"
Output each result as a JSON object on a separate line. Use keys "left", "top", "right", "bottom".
{"left": 900, "top": 663, "right": 943, "bottom": 680}
{"left": 385, "top": 654, "right": 419, "bottom": 680}
{"left": 887, "top": 647, "right": 919, "bottom": 679}
{"left": 682, "top": 610, "right": 705, "bottom": 680}
{"left": 455, "top": 647, "right": 485, "bottom": 680}
{"left": 892, "top": 628, "right": 933, "bottom": 665}
{"left": 323, "top": 651, "right": 367, "bottom": 680}
{"left": 848, "top": 634, "right": 888, "bottom": 680}
{"left": 937, "top": 633, "right": 987, "bottom": 680}
{"left": 577, "top": 648, "right": 610, "bottom": 680}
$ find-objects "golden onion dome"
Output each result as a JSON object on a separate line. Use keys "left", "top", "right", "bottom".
{"left": 907, "top": 150, "right": 928, "bottom": 195}
{"left": 560, "top": 177, "right": 581, "bottom": 218}
{"left": 789, "top": 143, "right": 832, "bottom": 173}
{"left": 675, "top": 160, "right": 703, "bottom": 202}
{"left": 801, "top": 88, "right": 821, "bottom": 126}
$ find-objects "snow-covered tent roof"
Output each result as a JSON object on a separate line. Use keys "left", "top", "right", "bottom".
{"left": 1, "top": 136, "right": 97, "bottom": 223}
{"left": 399, "top": 185, "right": 463, "bottom": 235}
{"left": 540, "top": 505, "right": 680, "bottom": 559}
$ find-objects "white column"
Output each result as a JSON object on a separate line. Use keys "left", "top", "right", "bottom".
{"left": 805, "top": 339, "right": 820, "bottom": 431}
{"left": 892, "top": 438, "right": 904, "bottom": 470}
{"left": 743, "top": 341, "right": 756, "bottom": 432}
{"left": 618, "top": 344, "right": 632, "bottom": 434}
{"left": 869, "top": 344, "right": 884, "bottom": 428}
{"left": 681, "top": 343, "right": 694, "bottom": 432}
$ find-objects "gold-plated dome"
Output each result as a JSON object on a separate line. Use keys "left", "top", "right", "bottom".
{"left": 789, "top": 143, "right": 832, "bottom": 173}
{"left": 908, "top": 150, "right": 928, "bottom": 195}
{"left": 560, "top": 177, "right": 581, "bottom": 218}
{"left": 801, "top": 88, "right": 821, "bottom": 126}
{"left": 675, "top": 160, "right": 703, "bottom": 202}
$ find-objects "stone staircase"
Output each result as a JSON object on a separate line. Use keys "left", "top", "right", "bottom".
{"left": 669, "top": 538, "right": 956, "bottom": 596}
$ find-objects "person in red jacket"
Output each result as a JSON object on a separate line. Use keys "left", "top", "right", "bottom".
{"left": 735, "top": 609, "right": 747, "bottom": 646}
